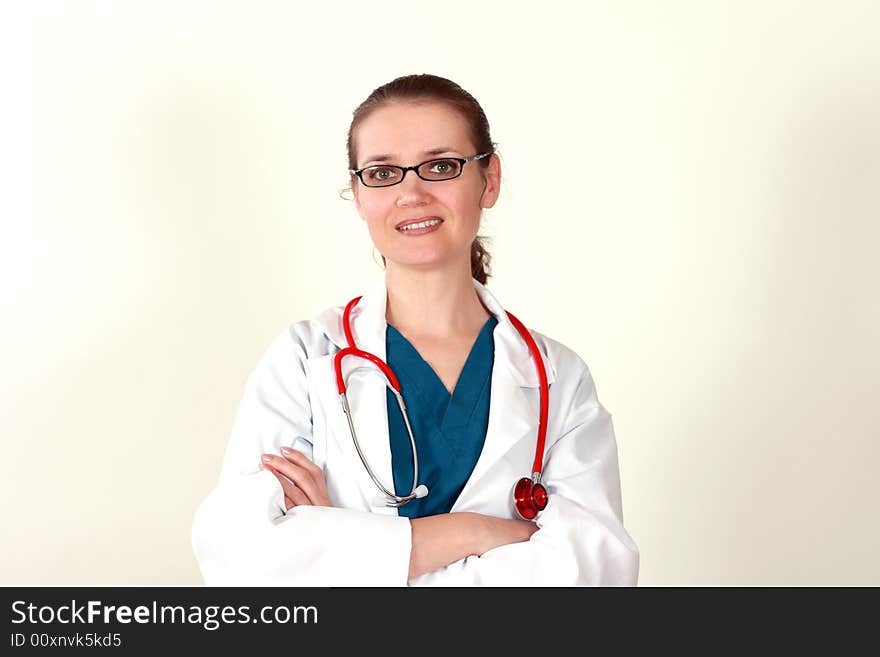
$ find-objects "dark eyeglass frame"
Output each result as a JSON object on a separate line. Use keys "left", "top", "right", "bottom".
{"left": 349, "top": 151, "right": 494, "bottom": 188}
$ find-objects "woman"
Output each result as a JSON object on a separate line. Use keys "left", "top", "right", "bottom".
{"left": 191, "top": 74, "right": 639, "bottom": 586}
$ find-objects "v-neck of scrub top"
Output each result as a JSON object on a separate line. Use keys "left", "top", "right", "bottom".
{"left": 385, "top": 315, "right": 499, "bottom": 519}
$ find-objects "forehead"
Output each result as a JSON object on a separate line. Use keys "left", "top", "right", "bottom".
{"left": 355, "top": 102, "right": 473, "bottom": 162}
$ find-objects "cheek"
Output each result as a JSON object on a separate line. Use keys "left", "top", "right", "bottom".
{"left": 364, "top": 213, "right": 396, "bottom": 246}
{"left": 453, "top": 177, "right": 487, "bottom": 212}
{"left": 360, "top": 199, "right": 391, "bottom": 229}
{"left": 433, "top": 187, "right": 479, "bottom": 219}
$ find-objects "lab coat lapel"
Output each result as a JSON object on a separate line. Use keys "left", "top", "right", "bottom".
{"left": 309, "top": 275, "right": 398, "bottom": 514}
{"left": 451, "top": 280, "right": 558, "bottom": 511}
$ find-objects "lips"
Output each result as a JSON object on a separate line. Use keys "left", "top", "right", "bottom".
{"left": 395, "top": 216, "right": 443, "bottom": 230}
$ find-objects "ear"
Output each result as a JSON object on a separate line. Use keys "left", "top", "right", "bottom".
{"left": 480, "top": 154, "right": 502, "bottom": 209}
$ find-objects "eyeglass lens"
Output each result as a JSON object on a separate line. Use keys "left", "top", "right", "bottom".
{"left": 362, "top": 158, "right": 462, "bottom": 187}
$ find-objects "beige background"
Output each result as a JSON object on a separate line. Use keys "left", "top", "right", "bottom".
{"left": 2, "top": 1, "right": 877, "bottom": 585}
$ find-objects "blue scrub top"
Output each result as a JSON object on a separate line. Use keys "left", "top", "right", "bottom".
{"left": 385, "top": 315, "right": 499, "bottom": 519}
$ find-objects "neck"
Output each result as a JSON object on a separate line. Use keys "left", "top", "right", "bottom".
{"left": 384, "top": 258, "right": 491, "bottom": 340}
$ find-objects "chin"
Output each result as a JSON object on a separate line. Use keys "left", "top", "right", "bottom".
{"left": 386, "top": 250, "right": 457, "bottom": 270}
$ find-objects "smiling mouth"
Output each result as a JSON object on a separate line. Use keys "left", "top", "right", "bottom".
{"left": 396, "top": 218, "right": 444, "bottom": 232}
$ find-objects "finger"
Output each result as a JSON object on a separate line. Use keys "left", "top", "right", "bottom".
{"left": 281, "top": 447, "right": 324, "bottom": 479}
{"left": 283, "top": 480, "right": 310, "bottom": 507}
{"left": 280, "top": 448, "right": 331, "bottom": 503}
{"left": 262, "top": 454, "right": 321, "bottom": 504}
{"left": 284, "top": 493, "right": 308, "bottom": 511}
{"left": 266, "top": 464, "right": 311, "bottom": 507}
{"left": 281, "top": 449, "right": 333, "bottom": 507}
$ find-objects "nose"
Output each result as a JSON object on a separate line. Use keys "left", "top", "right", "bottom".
{"left": 395, "top": 169, "right": 433, "bottom": 207}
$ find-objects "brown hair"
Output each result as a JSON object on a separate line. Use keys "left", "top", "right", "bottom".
{"left": 346, "top": 74, "right": 496, "bottom": 285}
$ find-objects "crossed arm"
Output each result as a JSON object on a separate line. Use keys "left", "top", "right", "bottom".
{"left": 260, "top": 447, "right": 537, "bottom": 580}
{"left": 194, "top": 328, "right": 638, "bottom": 586}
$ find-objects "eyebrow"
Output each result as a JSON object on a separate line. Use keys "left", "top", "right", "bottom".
{"left": 361, "top": 146, "right": 461, "bottom": 167}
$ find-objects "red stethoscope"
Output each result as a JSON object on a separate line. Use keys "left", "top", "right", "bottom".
{"left": 333, "top": 295, "right": 550, "bottom": 520}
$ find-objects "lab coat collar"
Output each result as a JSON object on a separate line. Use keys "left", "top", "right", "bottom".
{"left": 314, "top": 274, "right": 556, "bottom": 388}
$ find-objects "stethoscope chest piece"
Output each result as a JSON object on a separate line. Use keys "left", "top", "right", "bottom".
{"left": 514, "top": 476, "right": 549, "bottom": 521}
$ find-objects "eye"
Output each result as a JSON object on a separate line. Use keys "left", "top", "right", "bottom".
{"left": 421, "top": 159, "right": 461, "bottom": 180}
{"left": 366, "top": 167, "right": 399, "bottom": 182}
{"left": 429, "top": 160, "right": 454, "bottom": 174}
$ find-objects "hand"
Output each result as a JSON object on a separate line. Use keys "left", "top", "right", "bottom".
{"left": 477, "top": 514, "right": 539, "bottom": 555}
{"left": 260, "top": 447, "right": 333, "bottom": 510}
{"left": 407, "top": 512, "right": 541, "bottom": 580}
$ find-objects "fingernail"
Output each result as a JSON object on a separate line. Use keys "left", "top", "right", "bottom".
{"left": 261, "top": 455, "right": 273, "bottom": 463}
{"left": 281, "top": 447, "right": 292, "bottom": 455}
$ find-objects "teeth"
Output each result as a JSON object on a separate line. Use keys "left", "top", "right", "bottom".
{"left": 399, "top": 219, "right": 442, "bottom": 231}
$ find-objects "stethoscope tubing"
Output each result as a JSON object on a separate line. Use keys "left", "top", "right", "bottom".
{"left": 339, "top": 376, "right": 422, "bottom": 506}
{"left": 503, "top": 310, "right": 549, "bottom": 478}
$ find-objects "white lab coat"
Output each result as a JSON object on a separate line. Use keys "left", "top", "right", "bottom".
{"left": 191, "top": 275, "right": 639, "bottom": 586}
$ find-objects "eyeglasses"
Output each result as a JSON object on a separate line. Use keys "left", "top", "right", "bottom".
{"left": 349, "top": 151, "right": 494, "bottom": 188}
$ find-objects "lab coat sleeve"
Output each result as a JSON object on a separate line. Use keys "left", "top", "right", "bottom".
{"left": 408, "top": 356, "right": 640, "bottom": 587}
{"left": 191, "top": 326, "right": 412, "bottom": 586}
